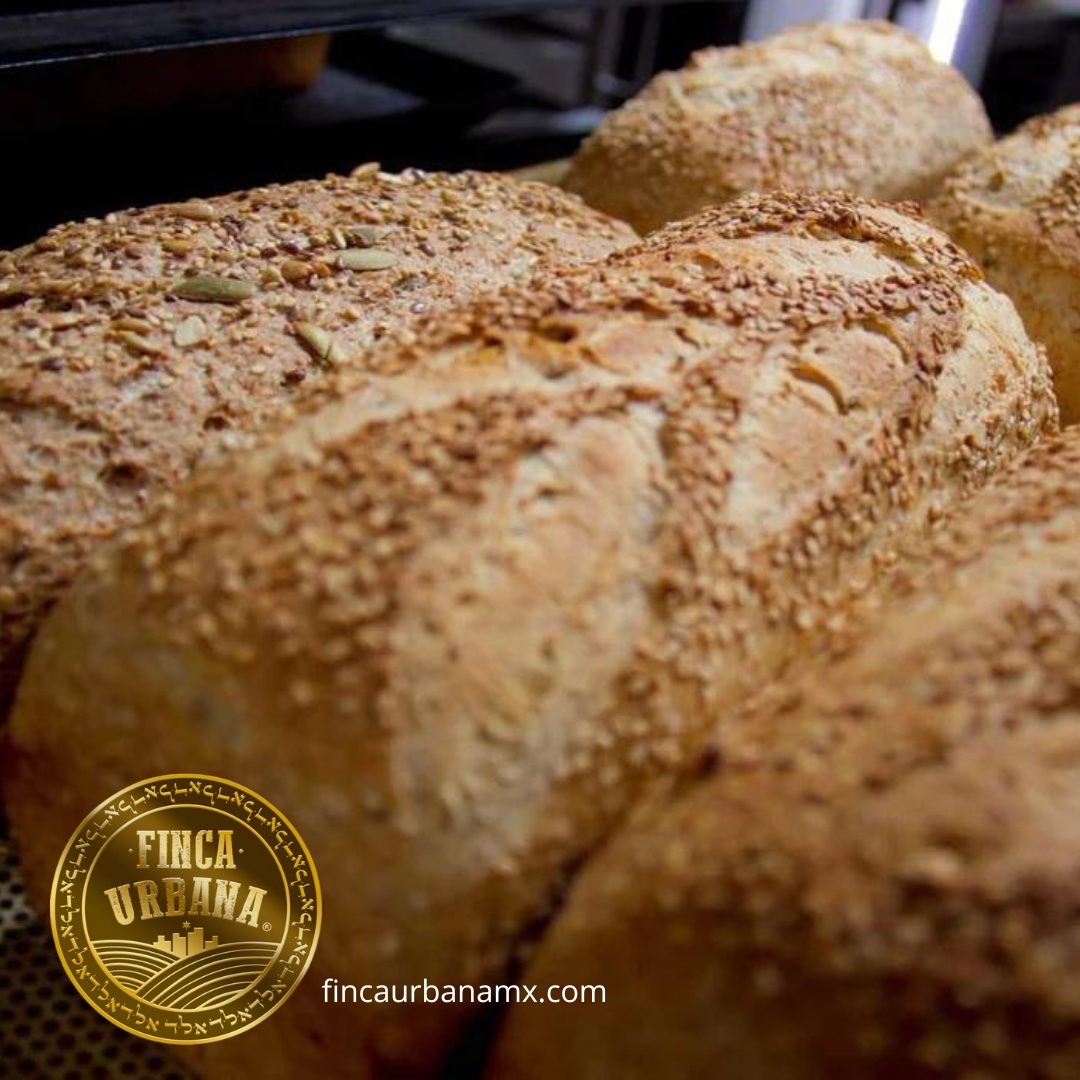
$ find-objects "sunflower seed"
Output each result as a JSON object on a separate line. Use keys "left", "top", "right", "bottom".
{"left": 117, "top": 330, "right": 159, "bottom": 356}
{"left": 113, "top": 317, "right": 154, "bottom": 334}
{"left": 349, "top": 224, "right": 389, "bottom": 248}
{"left": 173, "top": 201, "right": 217, "bottom": 222}
{"left": 351, "top": 162, "right": 381, "bottom": 180}
{"left": 172, "top": 275, "right": 257, "bottom": 303}
{"left": 296, "top": 322, "right": 334, "bottom": 366}
{"left": 296, "top": 322, "right": 353, "bottom": 367}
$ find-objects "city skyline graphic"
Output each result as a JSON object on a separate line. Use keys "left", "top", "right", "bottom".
{"left": 152, "top": 923, "right": 219, "bottom": 958}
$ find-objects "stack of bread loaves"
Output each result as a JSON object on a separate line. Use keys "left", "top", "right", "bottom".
{"left": 3, "top": 191, "right": 1055, "bottom": 1076}
{"left": 564, "top": 21, "right": 992, "bottom": 232}
{"left": 0, "top": 168, "right": 634, "bottom": 715}
{"left": 490, "top": 427, "right": 1080, "bottom": 1078}
{"left": 6, "top": 16, "right": 1080, "bottom": 1079}
{"left": 930, "top": 103, "right": 1080, "bottom": 424}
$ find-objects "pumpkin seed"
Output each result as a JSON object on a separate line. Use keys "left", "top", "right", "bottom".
{"left": 172, "top": 275, "right": 257, "bottom": 303}
{"left": 338, "top": 248, "right": 398, "bottom": 272}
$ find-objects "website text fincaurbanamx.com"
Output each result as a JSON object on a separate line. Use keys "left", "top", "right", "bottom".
{"left": 322, "top": 979, "right": 604, "bottom": 1005}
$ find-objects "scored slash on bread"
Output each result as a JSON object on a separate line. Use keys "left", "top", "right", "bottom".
{"left": 2, "top": 191, "right": 1056, "bottom": 1078}
{"left": 491, "top": 428, "right": 1080, "bottom": 1079}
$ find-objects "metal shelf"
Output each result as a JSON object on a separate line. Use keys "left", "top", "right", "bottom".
{"left": 0, "top": 0, "right": 674, "bottom": 69}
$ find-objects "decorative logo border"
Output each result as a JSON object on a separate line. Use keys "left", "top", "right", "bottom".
{"left": 50, "top": 774, "right": 321, "bottom": 1044}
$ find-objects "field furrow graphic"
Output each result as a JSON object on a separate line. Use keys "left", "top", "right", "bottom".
{"left": 137, "top": 941, "right": 280, "bottom": 1008}
{"left": 93, "top": 937, "right": 279, "bottom": 1006}
{"left": 93, "top": 940, "right": 178, "bottom": 991}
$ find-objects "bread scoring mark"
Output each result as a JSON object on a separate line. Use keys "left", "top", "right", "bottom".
{"left": 497, "top": 432, "right": 1080, "bottom": 1078}
{"left": 3, "top": 190, "right": 1057, "bottom": 1078}
{"left": 385, "top": 404, "right": 667, "bottom": 851}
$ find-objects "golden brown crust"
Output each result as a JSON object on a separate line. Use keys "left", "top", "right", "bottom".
{"left": 491, "top": 431, "right": 1080, "bottom": 1080}
{"left": 566, "top": 21, "right": 992, "bottom": 234}
{"left": 2, "top": 192, "right": 1055, "bottom": 1077}
{"left": 929, "top": 103, "right": 1080, "bottom": 423}
{"left": 0, "top": 168, "right": 634, "bottom": 715}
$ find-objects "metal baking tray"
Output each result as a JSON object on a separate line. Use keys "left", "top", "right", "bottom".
{"left": 0, "top": 0, "right": 651, "bottom": 69}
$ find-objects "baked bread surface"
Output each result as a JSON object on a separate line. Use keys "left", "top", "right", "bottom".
{"left": 490, "top": 429, "right": 1080, "bottom": 1079}
{"left": 2, "top": 192, "right": 1055, "bottom": 1077}
{"left": 930, "top": 103, "right": 1080, "bottom": 424}
{"left": 0, "top": 168, "right": 634, "bottom": 714}
{"left": 566, "top": 21, "right": 992, "bottom": 233}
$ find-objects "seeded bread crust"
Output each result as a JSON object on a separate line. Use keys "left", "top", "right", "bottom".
{"left": 0, "top": 168, "right": 634, "bottom": 714}
{"left": 2, "top": 193, "right": 1055, "bottom": 1078}
{"left": 491, "top": 430, "right": 1080, "bottom": 1079}
{"left": 566, "top": 21, "right": 992, "bottom": 234}
{"left": 929, "top": 104, "right": 1080, "bottom": 424}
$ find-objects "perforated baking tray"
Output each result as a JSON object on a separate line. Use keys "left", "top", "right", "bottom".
{"left": 0, "top": 827, "right": 195, "bottom": 1078}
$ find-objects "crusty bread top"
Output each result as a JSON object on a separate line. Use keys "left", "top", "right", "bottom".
{"left": 0, "top": 167, "right": 633, "bottom": 712}
{"left": 930, "top": 103, "right": 1080, "bottom": 274}
{"left": 20, "top": 191, "right": 1052, "bottom": 774}
{"left": 493, "top": 431, "right": 1080, "bottom": 1079}
{"left": 565, "top": 21, "right": 992, "bottom": 234}
{"left": 91, "top": 191, "right": 1050, "bottom": 688}
{"left": 716, "top": 430, "right": 1080, "bottom": 771}
{"left": 3, "top": 192, "right": 1055, "bottom": 1077}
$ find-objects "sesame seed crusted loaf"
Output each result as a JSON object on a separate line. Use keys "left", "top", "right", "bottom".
{"left": 0, "top": 167, "right": 635, "bottom": 716}
{"left": 2, "top": 192, "right": 1055, "bottom": 1077}
{"left": 929, "top": 104, "right": 1080, "bottom": 424}
{"left": 491, "top": 429, "right": 1080, "bottom": 1080}
{"left": 566, "top": 21, "right": 992, "bottom": 234}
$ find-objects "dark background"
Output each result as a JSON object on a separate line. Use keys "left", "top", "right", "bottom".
{"left": 1, "top": 0, "right": 1078, "bottom": 248}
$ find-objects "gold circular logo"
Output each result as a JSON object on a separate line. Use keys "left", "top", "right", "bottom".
{"left": 50, "top": 774, "right": 321, "bottom": 1044}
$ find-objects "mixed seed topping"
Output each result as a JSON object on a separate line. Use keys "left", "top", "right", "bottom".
{"left": 0, "top": 166, "right": 635, "bottom": 708}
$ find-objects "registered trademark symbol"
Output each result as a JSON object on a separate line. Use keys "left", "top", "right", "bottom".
{"left": 263, "top": 922, "right": 272, "bottom": 932}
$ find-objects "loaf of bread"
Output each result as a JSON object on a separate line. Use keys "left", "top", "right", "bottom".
{"left": 0, "top": 168, "right": 633, "bottom": 715}
{"left": 491, "top": 428, "right": 1080, "bottom": 1079}
{"left": 565, "top": 21, "right": 992, "bottom": 234}
{"left": 930, "top": 104, "right": 1080, "bottom": 424}
{"left": 2, "top": 193, "right": 1055, "bottom": 1077}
